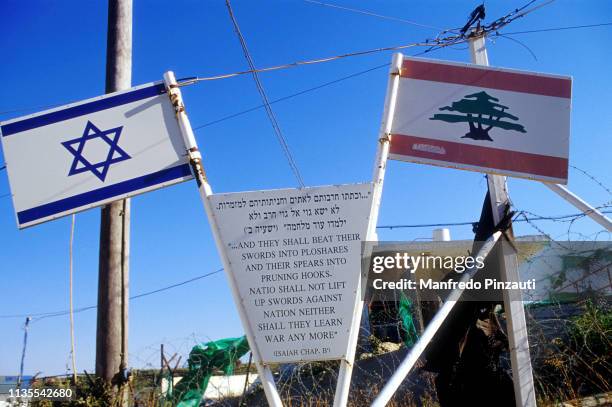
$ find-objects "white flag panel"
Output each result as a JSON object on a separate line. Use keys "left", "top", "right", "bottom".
{"left": 0, "top": 82, "right": 192, "bottom": 228}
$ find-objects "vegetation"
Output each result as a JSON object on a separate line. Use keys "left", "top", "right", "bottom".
{"left": 22, "top": 299, "right": 610, "bottom": 406}
{"left": 531, "top": 298, "right": 611, "bottom": 405}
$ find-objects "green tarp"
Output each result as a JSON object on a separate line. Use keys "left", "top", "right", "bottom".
{"left": 168, "top": 336, "right": 250, "bottom": 407}
{"left": 398, "top": 293, "right": 419, "bottom": 347}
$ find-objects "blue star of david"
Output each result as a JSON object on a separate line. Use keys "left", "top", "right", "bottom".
{"left": 62, "top": 121, "right": 131, "bottom": 182}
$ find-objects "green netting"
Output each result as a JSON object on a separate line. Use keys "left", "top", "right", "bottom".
{"left": 398, "top": 292, "right": 419, "bottom": 347}
{"left": 168, "top": 335, "right": 250, "bottom": 407}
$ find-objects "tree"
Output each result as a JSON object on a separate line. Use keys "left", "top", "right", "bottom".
{"left": 430, "top": 91, "right": 526, "bottom": 141}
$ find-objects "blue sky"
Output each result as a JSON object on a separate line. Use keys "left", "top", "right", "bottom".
{"left": 1, "top": 0, "right": 611, "bottom": 376}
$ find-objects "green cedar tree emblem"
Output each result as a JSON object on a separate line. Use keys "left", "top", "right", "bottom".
{"left": 429, "top": 91, "right": 526, "bottom": 141}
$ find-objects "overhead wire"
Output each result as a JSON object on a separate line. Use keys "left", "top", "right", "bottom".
{"left": 0, "top": 5, "right": 608, "bottom": 119}
{"left": 181, "top": 5, "right": 605, "bottom": 86}
{"left": 500, "top": 22, "right": 612, "bottom": 35}
{"left": 492, "top": 33, "right": 539, "bottom": 61}
{"left": 225, "top": 0, "right": 305, "bottom": 188}
{"left": 481, "top": 0, "right": 556, "bottom": 33}
{"left": 0, "top": 268, "right": 224, "bottom": 320}
{"left": 193, "top": 62, "right": 390, "bottom": 130}
{"left": 191, "top": 44, "right": 449, "bottom": 131}
{"left": 0, "top": 102, "right": 66, "bottom": 117}
{"left": 302, "top": 0, "right": 446, "bottom": 31}
{"left": 128, "top": 268, "right": 222, "bottom": 300}
{"left": 180, "top": 41, "right": 435, "bottom": 85}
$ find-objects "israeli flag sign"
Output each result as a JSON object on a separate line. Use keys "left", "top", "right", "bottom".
{"left": 1, "top": 82, "right": 192, "bottom": 228}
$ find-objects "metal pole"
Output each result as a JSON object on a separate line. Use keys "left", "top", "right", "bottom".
{"left": 371, "top": 232, "right": 503, "bottom": 407}
{"left": 96, "top": 1, "right": 131, "bottom": 404}
{"left": 543, "top": 183, "right": 612, "bottom": 231}
{"left": 69, "top": 215, "right": 77, "bottom": 384}
{"left": 18, "top": 316, "right": 31, "bottom": 389}
{"left": 239, "top": 352, "right": 253, "bottom": 406}
{"left": 160, "top": 344, "right": 164, "bottom": 372}
{"left": 333, "top": 53, "right": 403, "bottom": 407}
{"left": 470, "top": 33, "right": 537, "bottom": 407}
{"left": 162, "top": 71, "right": 284, "bottom": 407}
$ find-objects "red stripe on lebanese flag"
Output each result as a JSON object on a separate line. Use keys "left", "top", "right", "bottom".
{"left": 401, "top": 59, "right": 571, "bottom": 99}
{"left": 390, "top": 134, "right": 568, "bottom": 181}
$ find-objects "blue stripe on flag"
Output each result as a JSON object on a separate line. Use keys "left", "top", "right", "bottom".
{"left": 1, "top": 84, "right": 165, "bottom": 137}
{"left": 17, "top": 163, "right": 191, "bottom": 225}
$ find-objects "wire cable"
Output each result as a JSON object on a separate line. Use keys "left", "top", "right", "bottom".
{"left": 183, "top": 41, "right": 434, "bottom": 85}
{"left": 191, "top": 44, "right": 447, "bottom": 131}
{"left": 225, "top": 0, "right": 305, "bottom": 188}
{"left": 0, "top": 102, "right": 66, "bottom": 117}
{"left": 0, "top": 268, "right": 224, "bottom": 320}
{"left": 482, "top": 0, "right": 556, "bottom": 34}
{"left": 193, "top": 62, "right": 390, "bottom": 130}
{"left": 0, "top": 3, "right": 609, "bottom": 120}
{"left": 500, "top": 22, "right": 612, "bottom": 35}
{"left": 493, "top": 33, "right": 539, "bottom": 61}
{"left": 302, "top": 0, "right": 445, "bottom": 31}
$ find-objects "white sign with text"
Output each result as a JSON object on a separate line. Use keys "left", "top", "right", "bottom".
{"left": 209, "top": 183, "right": 373, "bottom": 363}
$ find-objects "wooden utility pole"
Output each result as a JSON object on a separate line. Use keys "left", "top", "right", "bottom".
{"left": 96, "top": 0, "right": 132, "bottom": 402}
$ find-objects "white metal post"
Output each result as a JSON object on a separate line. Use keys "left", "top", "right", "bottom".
{"left": 163, "top": 71, "right": 284, "bottom": 407}
{"left": 371, "top": 232, "right": 503, "bottom": 407}
{"left": 470, "top": 35, "right": 537, "bottom": 407}
{"left": 543, "top": 183, "right": 612, "bottom": 231}
{"left": 333, "top": 53, "right": 403, "bottom": 407}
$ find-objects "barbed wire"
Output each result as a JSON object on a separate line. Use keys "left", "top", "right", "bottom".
{"left": 570, "top": 165, "right": 612, "bottom": 196}
{"left": 377, "top": 207, "right": 612, "bottom": 230}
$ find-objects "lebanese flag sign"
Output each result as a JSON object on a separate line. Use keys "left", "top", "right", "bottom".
{"left": 388, "top": 56, "right": 572, "bottom": 184}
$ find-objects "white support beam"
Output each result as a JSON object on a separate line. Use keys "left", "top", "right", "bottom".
{"left": 163, "top": 71, "right": 284, "bottom": 407}
{"left": 371, "top": 232, "right": 503, "bottom": 407}
{"left": 543, "top": 182, "right": 612, "bottom": 231}
{"left": 333, "top": 52, "right": 403, "bottom": 407}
